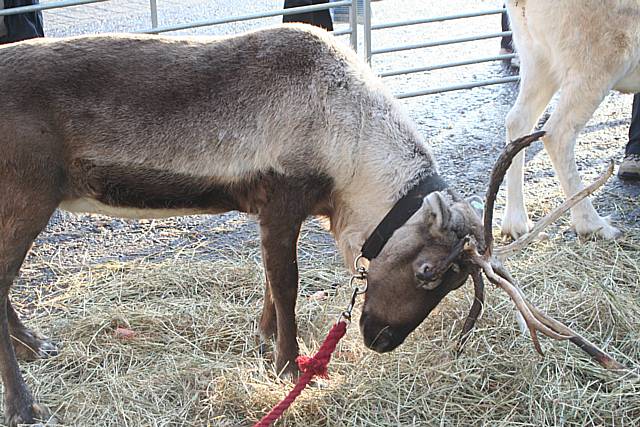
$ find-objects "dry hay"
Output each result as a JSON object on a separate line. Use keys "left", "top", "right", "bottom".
{"left": 7, "top": 196, "right": 640, "bottom": 426}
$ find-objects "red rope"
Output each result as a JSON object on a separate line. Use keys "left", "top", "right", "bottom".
{"left": 253, "top": 321, "right": 348, "bottom": 427}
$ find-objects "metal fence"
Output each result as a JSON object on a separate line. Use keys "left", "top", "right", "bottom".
{"left": 0, "top": 0, "right": 519, "bottom": 98}
{"left": 0, "top": 0, "right": 360, "bottom": 50}
{"left": 361, "top": 3, "right": 519, "bottom": 98}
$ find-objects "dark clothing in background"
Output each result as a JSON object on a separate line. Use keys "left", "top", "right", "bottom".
{"left": 628, "top": 94, "right": 640, "bottom": 155}
{"left": 501, "top": 5, "right": 512, "bottom": 51}
{"left": 0, "top": 0, "right": 44, "bottom": 43}
{"left": 283, "top": 0, "right": 333, "bottom": 32}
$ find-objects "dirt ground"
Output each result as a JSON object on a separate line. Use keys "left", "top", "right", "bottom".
{"left": 5, "top": 0, "right": 640, "bottom": 426}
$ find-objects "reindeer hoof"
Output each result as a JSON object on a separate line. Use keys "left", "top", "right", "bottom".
{"left": 12, "top": 330, "right": 60, "bottom": 361}
{"left": 32, "top": 403, "right": 58, "bottom": 426}
{"left": 595, "top": 225, "right": 623, "bottom": 240}
{"left": 5, "top": 402, "right": 57, "bottom": 427}
{"left": 500, "top": 218, "right": 532, "bottom": 241}
{"left": 276, "top": 357, "right": 300, "bottom": 380}
{"left": 279, "top": 364, "right": 301, "bottom": 381}
{"left": 574, "top": 216, "right": 622, "bottom": 240}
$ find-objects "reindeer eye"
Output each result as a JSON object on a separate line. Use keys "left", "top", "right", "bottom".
{"left": 415, "top": 263, "right": 435, "bottom": 282}
{"left": 416, "top": 265, "right": 443, "bottom": 290}
{"left": 416, "top": 261, "right": 464, "bottom": 291}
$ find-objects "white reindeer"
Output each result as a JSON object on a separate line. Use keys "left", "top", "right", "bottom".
{"left": 502, "top": 0, "right": 640, "bottom": 239}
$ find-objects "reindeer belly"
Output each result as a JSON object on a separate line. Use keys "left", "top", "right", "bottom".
{"left": 58, "top": 198, "right": 216, "bottom": 219}
{"left": 59, "top": 160, "right": 265, "bottom": 219}
{"left": 614, "top": 64, "right": 640, "bottom": 93}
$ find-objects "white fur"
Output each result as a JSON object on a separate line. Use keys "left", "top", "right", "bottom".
{"left": 59, "top": 198, "right": 208, "bottom": 219}
{"left": 503, "top": 0, "right": 640, "bottom": 239}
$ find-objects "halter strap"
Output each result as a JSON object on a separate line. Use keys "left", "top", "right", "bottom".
{"left": 360, "top": 174, "right": 447, "bottom": 261}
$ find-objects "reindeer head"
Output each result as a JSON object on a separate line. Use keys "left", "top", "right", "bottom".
{"left": 359, "top": 131, "right": 623, "bottom": 371}
{"left": 360, "top": 190, "right": 483, "bottom": 352}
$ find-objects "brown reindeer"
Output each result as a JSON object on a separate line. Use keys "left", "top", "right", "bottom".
{"left": 0, "top": 25, "right": 621, "bottom": 425}
{"left": 0, "top": 25, "right": 477, "bottom": 424}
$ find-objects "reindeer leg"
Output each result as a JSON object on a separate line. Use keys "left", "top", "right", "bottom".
{"left": 259, "top": 275, "right": 277, "bottom": 340}
{"left": 258, "top": 277, "right": 277, "bottom": 356}
{"left": 503, "top": 50, "right": 557, "bottom": 239}
{"left": 0, "top": 287, "right": 54, "bottom": 427}
{"left": 0, "top": 218, "right": 57, "bottom": 425}
{"left": 0, "top": 288, "right": 29, "bottom": 426}
{"left": 541, "top": 76, "right": 622, "bottom": 239}
{"left": 259, "top": 214, "right": 304, "bottom": 376}
{"left": 0, "top": 146, "right": 61, "bottom": 425}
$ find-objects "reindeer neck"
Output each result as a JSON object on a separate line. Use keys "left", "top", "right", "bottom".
{"left": 329, "top": 124, "right": 443, "bottom": 270}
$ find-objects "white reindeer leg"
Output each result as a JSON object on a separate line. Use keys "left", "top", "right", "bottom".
{"left": 503, "top": 60, "right": 556, "bottom": 239}
{"left": 542, "top": 78, "right": 621, "bottom": 239}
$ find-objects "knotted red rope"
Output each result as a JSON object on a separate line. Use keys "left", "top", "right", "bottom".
{"left": 253, "top": 320, "right": 348, "bottom": 427}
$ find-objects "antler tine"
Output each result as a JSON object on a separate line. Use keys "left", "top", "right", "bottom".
{"left": 461, "top": 132, "right": 625, "bottom": 370}
{"left": 495, "top": 161, "right": 615, "bottom": 260}
{"left": 457, "top": 269, "right": 485, "bottom": 354}
{"left": 465, "top": 242, "right": 572, "bottom": 353}
{"left": 492, "top": 264, "right": 626, "bottom": 370}
{"left": 482, "top": 131, "right": 546, "bottom": 254}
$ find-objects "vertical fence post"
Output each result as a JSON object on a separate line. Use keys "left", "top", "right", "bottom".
{"left": 149, "top": 0, "right": 158, "bottom": 30}
{"left": 349, "top": 0, "right": 357, "bottom": 51}
{"left": 363, "top": 0, "right": 371, "bottom": 63}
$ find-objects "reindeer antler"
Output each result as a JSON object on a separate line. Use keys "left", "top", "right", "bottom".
{"left": 481, "top": 130, "right": 545, "bottom": 254}
{"left": 494, "top": 161, "right": 614, "bottom": 259}
{"left": 459, "top": 132, "right": 625, "bottom": 371}
{"left": 456, "top": 269, "right": 485, "bottom": 354}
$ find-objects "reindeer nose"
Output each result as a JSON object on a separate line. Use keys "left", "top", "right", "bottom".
{"left": 366, "top": 328, "right": 395, "bottom": 352}
{"left": 360, "top": 313, "right": 403, "bottom": 353}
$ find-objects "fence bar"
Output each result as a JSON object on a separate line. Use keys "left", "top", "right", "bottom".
{"left": 395, "top": 76, "right": 520, "bottom": 99}
{"left": 149, "top": 0, "right": 158, "bottom": 29}
{"left": 372, "top": 31, "right": 511, "bottom": 55}
{"left": 349, "top": 0, "right": 357, "bottom": 51}
{"left": 379, "top": 53, "right": 516, "bottom": 78}
{"left": 370, "top": 8, "right": 504, "bottom": 31}
{"left": 333, "top": 27, "right": 352, "bottom": 36}
{"left": 0, "top": 0, "right": 107, "bottom": 16}
{"left": 363, "top": 0, "right": 372, "bottom": 63}
{"left": 136, "top": 1, "right": 352, "bottom": 34}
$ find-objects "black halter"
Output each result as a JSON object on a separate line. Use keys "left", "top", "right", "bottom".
{"left": 360, "top": 174, "right": 447, "bottom": 261}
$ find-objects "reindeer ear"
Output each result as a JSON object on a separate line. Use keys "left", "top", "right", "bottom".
{"left": 423, "top": 192, "right": 452, "bottom": 230}
{"left": 466, "top": 196, "right": 484, "bottom": 221}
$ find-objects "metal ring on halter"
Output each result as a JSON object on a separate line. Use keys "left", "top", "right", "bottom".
{"left": 349, "top": 275, "right": 368, "bottom": 294}
{"left": 353, "top": 254, "right": 368, "bottom": 272}
{"left": 337, "top": 254, "right": 369, "bottom": 322}
{"left": 350, "top": 254, "right": 369, "bottom": 294}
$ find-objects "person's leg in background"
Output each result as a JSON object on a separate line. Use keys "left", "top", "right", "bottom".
{"left": 619, "top": 93, "right": 640, "bottom": 180}
{"left": 500, "top": 5, "right": 512, "bottom": 54}
{"left": 283, "top": 0, "right": 333, "bottom": 31}
{"left": 0, "top": 1, "right": 7, "bottom": 41}
{"left": 0, "top": 0, "right": 44, "bottom": 44}
{"left": 499, "top": 4, "right": 519, "bottom": 69}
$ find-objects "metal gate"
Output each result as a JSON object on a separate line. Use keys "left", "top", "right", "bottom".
{"left": 0, "top": 0, "right": 519, "bottom": 98}
{"left": 0, "top": 1, "right": 360, "bottom": 50}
